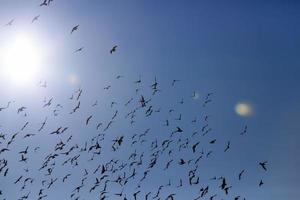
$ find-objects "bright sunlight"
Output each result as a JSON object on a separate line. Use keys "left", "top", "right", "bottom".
{"left": 0, "top": 35, "right": 41, "bottom": 85}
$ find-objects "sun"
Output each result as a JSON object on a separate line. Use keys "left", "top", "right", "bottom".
{"left": 0, "top": 35, "right": 41, "bottom": 86}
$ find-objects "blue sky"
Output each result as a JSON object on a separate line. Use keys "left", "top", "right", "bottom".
{"left": 0, "top": 0, "right": 299, "bottom": 199}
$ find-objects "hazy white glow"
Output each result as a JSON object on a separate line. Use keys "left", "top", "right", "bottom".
{"left": 68, "top": 74, "right": 80, "bottom": 85}
{"left": 235, "top": 102, "right": 252, "bottom": 117}
{"left": 0, "top": 35, "right": 41, "bottom": 85}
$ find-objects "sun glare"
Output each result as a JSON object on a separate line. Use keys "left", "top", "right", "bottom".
{"left": 0, "top": 35, "right": 41, "bottom": 86}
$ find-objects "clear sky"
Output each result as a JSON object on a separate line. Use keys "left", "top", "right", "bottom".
{"left": 0, "top": 0, "right": 299, "bottom": 200}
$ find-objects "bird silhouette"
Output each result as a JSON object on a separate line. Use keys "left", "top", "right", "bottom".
{"left": 5, "top": 19, "right": 14, "bottom": 26}
{"left": 31, "top": 15, "right": 40, "bottom": 23}
{"left": 71, "top": 25, "right": 79, "bottom": 34}
{"left": 74, "top": 47, "right": 84, "bottom": 53}
{"left": 110, "top": 45, "right": 118, "bottom": 54}
{"left": 259, "top": 161, "right": 268, "bottom": 171}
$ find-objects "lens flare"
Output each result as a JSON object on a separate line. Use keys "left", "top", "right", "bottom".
{"left": 235, "top": 102, "right": 253, "bottom": 117}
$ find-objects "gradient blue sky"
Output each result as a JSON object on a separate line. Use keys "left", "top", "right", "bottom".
{"left": 0, "top": 0, "right": 299, "bottom": 199}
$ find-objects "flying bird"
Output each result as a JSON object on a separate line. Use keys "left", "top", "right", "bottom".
{"left": 110, "top": 45, "right": 118, "bottom": 54}
{"left": 40, "top": 0, "right": 47, "bottom": 6}
{"left": 238, "top": 170, "right": 245, "bottom": 180}
{"left": 5, "top": 19, "right": 14, "bottom": 26}
{"left": 86, "top": 115, "right": 93, "bottom": 125}
{"left": 74, "top": 47, "right": 84, "bottom": 53}
{"left": 259, "top": 179, "right": 264, "bottom": 187}
{"left": 71, "top": 25, "right": 79, "bottom": 34}
{"left": 259, "top": 161, "right": 268, "bottom": 171}
{"left": 31, "top": 15, "right": 40, "bottom": 23}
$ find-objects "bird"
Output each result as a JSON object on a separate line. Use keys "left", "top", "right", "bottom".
{"left": 234, "top": 196, "right": 241, "bottom": 200}
{"left": 139, "top": 95, "right": 146, "bottom": 107}
{"left": 134, "top": 75, "right": 142, "bottom": 84}
{"left": 38, "top": 118, "right": 47, "bottom": 131}
{"left": 0, "top": 101, "right": 12, "bottom": 111}
{"left": 259, "top": 161, "right": 268, "bottom": 171}
{"left": 31, "top": 15, "right": 40, "bottom": 23}
{"left": 19, "top": 146, "right": 29, "bottom": 154}
{"left": 14, "top": 175, "right": 23, "bottom": 184}
{"left": 74, "top": 47, "right": 84, "bottom": 53}
{"left": 192, "top": 142, "right": 200, "bottom": 153}
{"left": 110, "top": 45, "right": 118, "bottom": 54}
{"left": 113, "top": 136, "right": 124, "bottom": 146}
{"left": 17, "top": 107, "right": 26, "bottom": 114}
{"left": 224, "top": 186, "right": 232, "bottom": 195}
{"left": 171, "top": 79, "right": 180, "bottom": 86}
{"left": 224, "top": 141, "right": 230, "bottom": 152}
{"left": 166, "top": 193, "right": 176, "bottom": 200}
{"left": 40, "top": 0, "right": 47, "bottom": 6}
{"left": 240, "top": 125, "right": 248, "bottom": 135}
{"left": 86, "top": 115, "right": 93, "bottom": 125}
{"left": 5, "top": 19, "right": 14, "bottom": 26}
{"left": 209, "top": 139, "right": 216, "bottom": 144}
{"left": 0, "top": 148, "right": 9, "bottom": 154}
{"left": 71, "top": 25, "right": 79, "bottom": 34}
{"left": 43, "top": 98, "right": 53, "bottom": 107}
{"left": 104, "top": 85, "right": 111, "bottom": 90}
{"left": 238, "top": 170, "right": 245, "bottom": 180}
{"left": 63, "top": 174, "right": 71, "bottom": 182}
{"left": 259, "top": 179, "right": 264, "bottom": 187}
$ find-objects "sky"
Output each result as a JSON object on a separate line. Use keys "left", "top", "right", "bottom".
{"left": 0, "top": 0, "right": 299, "bottom": 199}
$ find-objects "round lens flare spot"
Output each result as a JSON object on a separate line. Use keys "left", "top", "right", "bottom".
{"left": 0, "top": 36, "right": 41, "bottom": 85}
{"left": 68, "top": 74, "right": 80, "bottom": 85}
{"left": 235, "top": 103, "right": 253, "bottom": 117}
